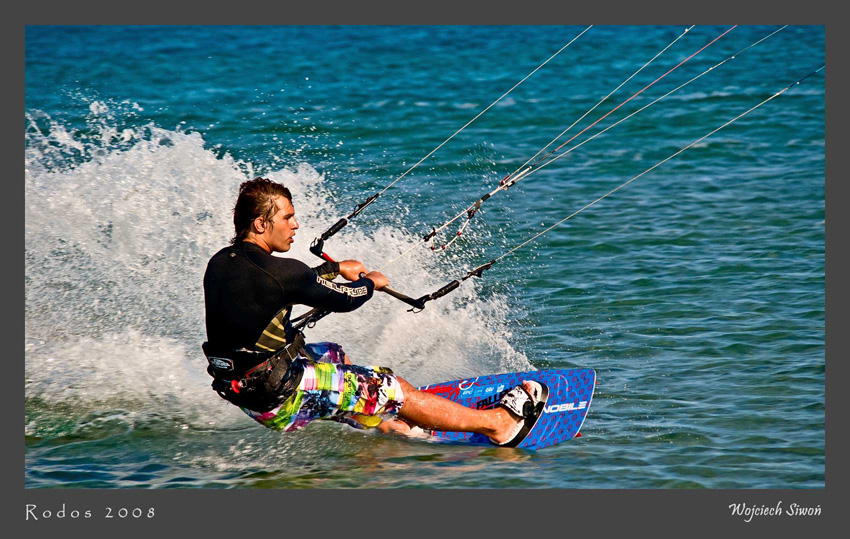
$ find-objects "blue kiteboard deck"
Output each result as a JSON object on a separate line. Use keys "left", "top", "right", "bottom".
{"left": 417, "top": 368, "right": 595, "bottom": 450}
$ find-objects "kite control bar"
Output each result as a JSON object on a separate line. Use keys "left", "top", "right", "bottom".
{"left": 308, "top": 245, "right": 427, "bottom": 311}
{"left": 405, "top": 260, "right": 496, "bottom": 312}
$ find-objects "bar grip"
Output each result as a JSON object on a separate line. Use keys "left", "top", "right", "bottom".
{"left": 322, "top": 218, "right": 348, "bottom": 240}
{"left": 382, "top": 286, "right": 426, "bottom": 310}
{"left": 359, "top": 272, "right": 426, "bottom": 310}
{"left": 429, "top": 280, "right": 460, "bottom": 300}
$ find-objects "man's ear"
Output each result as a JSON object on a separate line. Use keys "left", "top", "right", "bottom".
{"left": 252, "top": 216, "right": 266, "bottom": 234}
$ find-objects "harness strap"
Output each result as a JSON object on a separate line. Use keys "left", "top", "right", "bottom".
{"left": 202, "top": 332, "right": 307, "bottom": 411}
{"left": 261, "top": 332, "right": 305, "bottom": 392}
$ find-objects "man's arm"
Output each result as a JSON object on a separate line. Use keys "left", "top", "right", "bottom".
{"left": 292, "top": 263, "right": 375, "bottom": 312}
{"left": 312, "top": 260, "right": 340, "bottom": 280}
{"left": 312, "top": 259, "right": 369, "bottom": 282}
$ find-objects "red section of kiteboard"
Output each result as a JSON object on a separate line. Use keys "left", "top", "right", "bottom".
{"left": 416, "top": 368, "right": 595, "bottom": 450}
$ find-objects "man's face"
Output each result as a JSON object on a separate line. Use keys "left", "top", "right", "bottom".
{"left": 264, "top": 196, "right": 299, "bottom": 252}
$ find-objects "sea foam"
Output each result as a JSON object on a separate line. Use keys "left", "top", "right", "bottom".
{"left": 25, "top": 101, "right": 531, "bottom": 431}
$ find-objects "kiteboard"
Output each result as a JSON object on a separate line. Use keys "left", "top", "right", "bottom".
{"left": 417, "top": 368, "right": 595, "bottom": 450}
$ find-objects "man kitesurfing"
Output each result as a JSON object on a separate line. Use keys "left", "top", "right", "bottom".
{"left": 202, "top": 177, "right": 547, "bottom": 446}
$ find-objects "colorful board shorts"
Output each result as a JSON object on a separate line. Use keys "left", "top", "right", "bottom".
{"left": 240, "top": 342, "right": 405, "bottom": 432}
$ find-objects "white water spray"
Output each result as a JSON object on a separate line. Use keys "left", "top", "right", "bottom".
{"left": 24, "top": 102, "right": 532, "bottom": 433}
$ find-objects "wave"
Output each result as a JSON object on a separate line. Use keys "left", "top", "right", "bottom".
{"left": 24, "top": 100, "right": 531, "bottom": 436}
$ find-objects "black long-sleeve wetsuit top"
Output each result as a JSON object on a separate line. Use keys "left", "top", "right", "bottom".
{"left": 203, "top": 241, "right": 374, "bottom": 354}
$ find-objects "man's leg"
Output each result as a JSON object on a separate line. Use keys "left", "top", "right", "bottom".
{"left": 394, "top": 377, "right": 535, "bottom": 445}
{"left": 291, "top": 351, "right": 532, "bottom": 443}
{"left": 303, "top": 344, "right": 405, "bottom": 432}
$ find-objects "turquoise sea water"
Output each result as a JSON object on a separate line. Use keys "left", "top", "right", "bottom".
{"left": 25, "top": 25, "right": 824, "bottom": 488}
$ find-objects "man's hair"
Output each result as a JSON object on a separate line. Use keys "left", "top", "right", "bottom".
{"left": 231, "top": 177, "right": 293, "bottom": 244}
